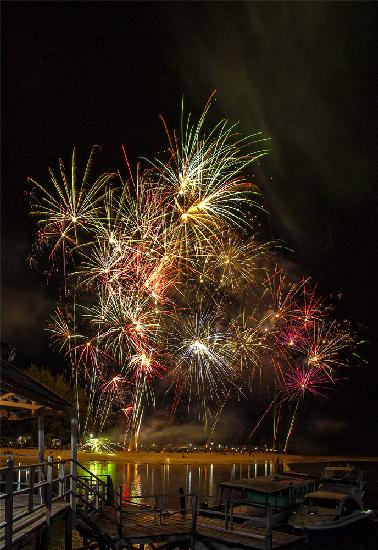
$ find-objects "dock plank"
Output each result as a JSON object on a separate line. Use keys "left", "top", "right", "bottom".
{"left": 0, "top": 501, "right": 69, "bottom": 550}
{"left": 85, "top": 505, "right": 303, "bottom": 549}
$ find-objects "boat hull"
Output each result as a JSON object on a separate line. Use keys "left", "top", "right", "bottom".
{"left": 200, "top": 506, "right": 290, "bottom": 528}
{"left": 291, "top": 512, "right": 374, "bottom": 544}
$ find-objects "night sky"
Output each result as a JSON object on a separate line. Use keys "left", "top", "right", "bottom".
{"left": 2, "top": 2, "right": 377, "bottom": 453}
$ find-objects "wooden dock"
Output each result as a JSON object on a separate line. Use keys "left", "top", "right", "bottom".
{"left": 0, "top": 456, "right": 111, "bottom": 550}
{"left": 0, "top": 363, "right": 303, "bottom": 549}
{"left": 80, "top": 504, "right": 304, "bottom": 550}
{"left": 0, "top": 458, "right": 303, "bottom": 550}
{"left": 0, "top": 501, "right": 69, "bottom": 550}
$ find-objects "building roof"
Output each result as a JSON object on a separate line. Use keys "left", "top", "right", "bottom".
{"left": 219, "top": 473, "right": 317, "bottom": 495}
{"left": 0, "top": 358, "right": 72, "bottom": 420}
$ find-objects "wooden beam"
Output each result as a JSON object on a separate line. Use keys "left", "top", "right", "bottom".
{"left": 1, "top": 359, "right": 72, "bottom": 412}
{"left": 0, "top": 400, "right": 43, "bottom": 410}
{"left": 0, "top": 392, "right": 15, "bottom": 400}
{"left": 0, "top": 410, "right": 28, "bottom": 420}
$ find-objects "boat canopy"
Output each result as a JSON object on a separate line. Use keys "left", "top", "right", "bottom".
{"left": 219, "top": 473, "right": 317, "bottom": 495}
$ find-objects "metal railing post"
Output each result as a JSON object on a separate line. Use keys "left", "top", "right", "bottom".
{"left": 5, "top": 459, "right": 14, "bottom": 550}
{"left": 229, "top": 496, "right": 234, "bottom": 531}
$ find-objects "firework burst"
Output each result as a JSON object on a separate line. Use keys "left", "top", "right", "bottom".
{"left": 28, "top": 97, "right": 358, "bottom": 451}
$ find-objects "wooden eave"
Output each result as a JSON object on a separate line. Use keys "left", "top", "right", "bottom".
{"left": 0, "top": 358, "right": 72, "bottom": 419}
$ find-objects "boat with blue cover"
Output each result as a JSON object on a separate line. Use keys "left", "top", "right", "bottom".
{"left": 201, "top": 471, "right": 318, "bottom": 528}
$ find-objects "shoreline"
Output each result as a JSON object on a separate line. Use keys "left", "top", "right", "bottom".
{"left": 2, "top": 449, "right": 378, "bottom": 465}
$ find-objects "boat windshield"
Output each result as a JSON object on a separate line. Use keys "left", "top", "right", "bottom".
{"left": 322, "top": 468, "right": 351, "bottom": 480}
{"left": 303, "top": 496, "right": 340, "bottom": 509}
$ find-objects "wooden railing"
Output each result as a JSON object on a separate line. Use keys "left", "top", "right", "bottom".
{"left": 0, "top": 457, "right": 113, "bottom": 550}
{"left": 114, "top": 490, "right": 274, "bottom": 549}
{"left": 1, "top": 460, "right": 276, "bottom": 550}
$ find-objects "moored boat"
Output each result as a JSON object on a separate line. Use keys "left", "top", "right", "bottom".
{"left": 288, "top": 490, "right": 374, "bottom": 543}
{"left": 201, "top": 471, "right": 318, "bottom": 528}
{"left": 318, "top": 465, "right": 366, "bottom": 504}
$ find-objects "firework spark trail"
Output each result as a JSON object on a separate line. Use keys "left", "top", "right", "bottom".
{"left": 166, "top": 300, "right": 242, "bottom": 423}
{"left": 29, "top": 147, "right": 115, "bottom": 259}
{"left": 283, "top": 399, "right": 300, "bottom": 453}
{"left": 249, "top": 396, "right": 279, "bottom": 440}
{"left": 86, "top": 289, "right": 162, "bottom": 361}
{"left": 248, "top": 272, "right": 355, "bottom": 449}
{"left": 281, "top": 364, "right": 334, "bottom": 402}
{"left": 192, "top": 231, "right": 270, "bottom": 297}
{"left": 149, "top": 99, "right": 270, "bottom": 263}
{"left": 272, "top": 404, "right": 282, "bottom": 451}
{"left": 301, "top": 319, "right": 353, "bottom": 374}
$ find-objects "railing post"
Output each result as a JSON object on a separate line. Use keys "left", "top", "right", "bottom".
{"left": 229, "top": 496, "right": 234, "bottom": 531}
{"left": 101, "top": 477, "right": 106, "bottom": 504}
{"left": 85, "top": 480, "right": 90, "bottom": 507}
{"left": 190, "top": 494, "right": 198, "bottom": 550}
{"left": 17, "top": 462, "right": 21, "bottom": 491}
{"left": 265, "top": 503, "right": 272, "bottom": 550}
{"left": 191, "top": 494, "right": 198, "bottom": 532}
{"left": 46, "top": 456, "right": 53, "bottom": 526}
{"left": 28, "top": 465, "right": 35, "bottom": 512}
{"left": 38, "top": 413, "right": 45, "bottom": 468}
{"left": 65, "top": 508, "right": 73, "bottom": 550}
{"left": 224, "top": 499, "right": 229, "bottom": 530}
{"left": 5, "top": 459, "right": 14, "bottom": 550}
{"left": 179, "top": 486, "right": 186, "bottom": 515}
{"left": 106, "top": 474, "right": 114, "bottom": 505}
{"left": 70, "top": 407, "right": 78, "bottom": 529}
{"left": 59, "top": 462, "right": 65, "bottom": 497}
{"left": 153, "top": 496, "right": 158, "bottom": 525}
{"left": 117, "top": 485, "right": 123, "bottom": 538}
{"left": 95, "top": 478, "right": 100, "bottom": 510}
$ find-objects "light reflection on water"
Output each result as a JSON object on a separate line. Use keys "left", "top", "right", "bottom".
{"left": 82, "top": 459, "right": 283, "bottom": 507}
{"left": 81, "top": 459, "right": 378, "bottom": 507}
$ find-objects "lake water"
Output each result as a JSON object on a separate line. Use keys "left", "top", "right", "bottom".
{"left": 81, "top": 458, "right": 378, "bottom": 506}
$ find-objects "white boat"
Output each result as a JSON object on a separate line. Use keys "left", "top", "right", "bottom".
{"left": 288, "top": 490, "right": 374, "bottom": 543}
{"left": 288, "top": 465, "right": 373, "bottom": 543}
{"left": 318, "top": 465, "right": 366, "bottom": 504}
